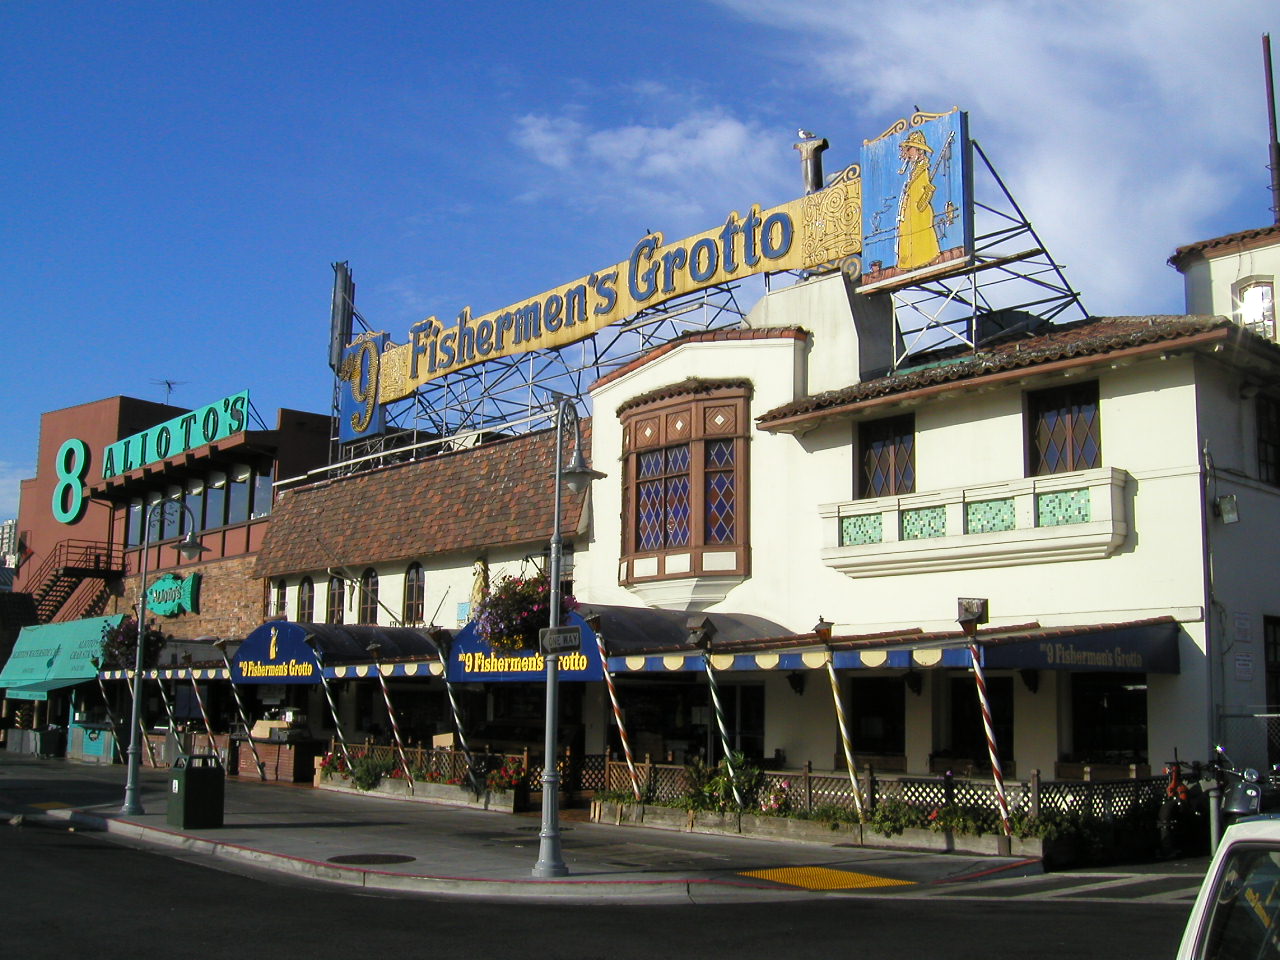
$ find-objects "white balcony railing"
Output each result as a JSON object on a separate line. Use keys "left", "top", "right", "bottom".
{"left": 818, "top": 467, "right": 1130, "bottom": 578}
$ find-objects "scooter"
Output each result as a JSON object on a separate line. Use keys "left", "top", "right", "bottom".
{"left": 1212, "top": 745, "right": 1280, "bottom": 827}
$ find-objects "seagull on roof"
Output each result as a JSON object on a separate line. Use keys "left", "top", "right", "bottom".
{"left": 797, "top": 128, "right": 816, "bottom": 139}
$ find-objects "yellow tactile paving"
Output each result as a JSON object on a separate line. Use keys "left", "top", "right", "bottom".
{"left": 30, "top": 802, "right": 70, "bottom": 810}
{"left": 741, "top": 866, "right": 916, "bottom": 890}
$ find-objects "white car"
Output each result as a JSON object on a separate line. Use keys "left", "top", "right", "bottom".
{"left": 1177, "top": 817, "right": 1280, "bottom": 958}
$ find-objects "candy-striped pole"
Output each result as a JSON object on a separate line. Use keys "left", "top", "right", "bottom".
{"left": 213, "top": 642, "right": 266, "bottom": 780}
{"left": 187, "top": 670, "right": 221, "bottom": 760}
{"left": 968, "top": 642, "right": 1012, "bottom": 837}
{"left": 371, "top": 661, "right": 414, "bottom": 789}
{"left": 825, "top": 656, "right": 866, "bottom": 819}
{"left": 594, "top": 626, "right": 642, "bottom": 801}
{"left": 94, "top": 671, "right": 127, "bottom": 764}
{"left": 703, "top": 656, "right": 743, "bottom": 808}
{"left": 316, "top": 670, "right": 354, "bottom": 774}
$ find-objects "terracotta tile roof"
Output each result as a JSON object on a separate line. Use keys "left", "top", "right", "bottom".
{"left": 757, "top": 315, "right": 1264, "bottom": 431}
{"left": 254, "top": 424, "right": 590, "bottom": 578}
{"left": 616, "top": 377, "right": 753, "bottom": 416}
{"left": 1169, "top": 223, "right": 1280, "bottom": 269}
{"left": 591, "top": 326, "right": 808, "bottom": 391}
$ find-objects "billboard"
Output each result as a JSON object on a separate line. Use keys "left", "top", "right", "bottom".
{"left": 859, "top": 109, "right": 972, "bottom": 290}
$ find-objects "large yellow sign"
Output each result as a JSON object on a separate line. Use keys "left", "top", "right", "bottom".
{"left": 346, "top": 167, "right": 861, "bottom": 412}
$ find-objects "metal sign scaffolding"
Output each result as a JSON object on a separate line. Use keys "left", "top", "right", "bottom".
{"left": 880, "top": 140, "right": 1088, "bottom": 370}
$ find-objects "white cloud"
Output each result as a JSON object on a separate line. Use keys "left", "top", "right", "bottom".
{"left": 512, "top": 105, "right": 795, "bottom": 231}
{"left": 713, "top": 0, "right": 1277, "bottom": 315}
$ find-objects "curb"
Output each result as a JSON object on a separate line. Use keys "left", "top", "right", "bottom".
{"left": 39, "top": 807, "right": 803, "bottom": 902}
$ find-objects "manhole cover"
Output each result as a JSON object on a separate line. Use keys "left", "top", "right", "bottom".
{"left": 327, "top": 854, "right": 417, "bottom": 865}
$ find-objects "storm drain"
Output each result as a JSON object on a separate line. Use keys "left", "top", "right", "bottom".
{"left": 327, "top": 854, "right": 417, "bottom": 865}
{"left": 740, "top": 866, "right": 916, "bottom": 891}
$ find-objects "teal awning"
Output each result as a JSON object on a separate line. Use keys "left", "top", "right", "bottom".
{"left": 0, "top": 615, "right": 123, "bottom": 701}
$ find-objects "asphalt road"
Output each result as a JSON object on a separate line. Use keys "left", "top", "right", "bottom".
{"left": 3, "top": 818, "right": 1190, "bottom": 960}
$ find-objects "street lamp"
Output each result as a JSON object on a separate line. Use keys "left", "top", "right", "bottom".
{"left": 533, "top": 398, "right": 604, "bottom": 879}
{"left": 121, "top": 499, "right": 208, "bottom": 815}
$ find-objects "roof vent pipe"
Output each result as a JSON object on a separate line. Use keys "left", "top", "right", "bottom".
{"left": 795, "top": 132, "right": 829, "bottom": 195}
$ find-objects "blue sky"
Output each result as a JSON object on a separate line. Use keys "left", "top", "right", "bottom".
{"left": 2, "top": 0, "right": 1276, "bottom": 520}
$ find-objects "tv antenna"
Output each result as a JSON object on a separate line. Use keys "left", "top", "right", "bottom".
{"left": 150, "top": 379, "right": 189, "bottom": 404}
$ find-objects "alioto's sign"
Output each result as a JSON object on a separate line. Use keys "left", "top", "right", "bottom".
{"left": 53, "top": 389, "right": 252, "bottom": 525}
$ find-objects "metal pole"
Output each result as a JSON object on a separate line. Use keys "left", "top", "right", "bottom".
{"left": 316, "top": 670, "right": 354, "bottom": 772}
{"left": 188, "top": 670, "right": 220, "bottom": 759}
{"left": 825, "top": 655, "right": 866, "bottom": 818}
{"left": 121, "top": 503, "right": 156, "bottom": 814}
{"left": 1264, "top": 33, "right": 1279, "bottom": 225}
{"left": 703, "top": 655, "right": 743, "bottom": 807}
{"left": 368, "top": 650, "right": 414, "bottom": 789}
{"left": 533, "top": 401, "right": 569, "bottom": 878}
{"left": 967, "top": 642, "right": 1012, "bottom": 837}
{"left": 213, "top": 641, "right": 266, "bottom": 781}
{"left": 592, "top": 623, "right": 642, "bottom": 801}
{"left": 94, "top": 670, "right": 127, "bottom": 764}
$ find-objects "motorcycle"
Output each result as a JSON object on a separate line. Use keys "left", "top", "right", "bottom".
{"left": 1158, "top": 752, "right": 1210, "bottom": 858}
{"left": 1159, "top": 747, "right": 1280, "bottom": 857}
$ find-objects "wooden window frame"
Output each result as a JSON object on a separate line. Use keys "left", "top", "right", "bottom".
{"left": 326, "top": 575, "right": 345, "bottom": 625}
{"left": 856, "top": 413, "right": 915, "bottom": 499}
{"left": 1026, "top": 381, "right": 1102, "bottom": 477}
{"left": 297, "top": 576, "right": 314, "bottom": 622}
{"left": 403, "top": 562, "right": 425, "bottom": 625}
{"left": 620, "top": 386, "right": 749, "bottom": 584}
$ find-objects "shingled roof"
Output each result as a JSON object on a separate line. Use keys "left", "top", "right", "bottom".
{"left": 254, "top": 424, "right": 590, "bottom": 578}
{"left": 757, "top": 315, "right": 1268, "bottom": 433}
{"left": 1168, "top": 223, "right": 1280, "bottom": 270}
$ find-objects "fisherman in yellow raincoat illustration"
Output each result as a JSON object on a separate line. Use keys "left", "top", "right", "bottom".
{"left": 896, "top": 129, "right": 941, "bottom": 271}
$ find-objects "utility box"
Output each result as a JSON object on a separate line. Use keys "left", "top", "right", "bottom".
{"left": 167, "top": 753, "right": 225, "bottom": 829}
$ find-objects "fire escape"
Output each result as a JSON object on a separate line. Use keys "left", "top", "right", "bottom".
{"left": 25, "top": 539, "right": 124, "bottom": 623}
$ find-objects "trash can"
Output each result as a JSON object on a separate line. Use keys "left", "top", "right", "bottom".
{"left": 167, "top": 754, "right": 225, "bottom": 829}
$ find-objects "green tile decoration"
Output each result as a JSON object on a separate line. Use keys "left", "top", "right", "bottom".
{"left": 840, "top": 513, "right": 883, "bottom": 546}
{"left": 966, "top": 498, "right": 1016, "bottom": 534}
{"left": 902, "top": 505, "right": 947, "bottom": 540}
{"left": 1036, "top": 488, "right": 1091, "bottom": 526}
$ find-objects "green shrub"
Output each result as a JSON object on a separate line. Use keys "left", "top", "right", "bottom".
{"left": 349, "top": 753, "right": 397, "bottom": 791}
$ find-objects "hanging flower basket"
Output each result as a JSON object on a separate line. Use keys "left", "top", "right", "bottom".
{"left": 474, "top": 573, "right": 579, "bottom": 653}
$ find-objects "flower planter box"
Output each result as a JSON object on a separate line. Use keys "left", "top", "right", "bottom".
{"left": 590, "top": 801, "right": 1051, "bottom": 861}
{"left": 316, "top": 773, "right": 525, "bottom": 813}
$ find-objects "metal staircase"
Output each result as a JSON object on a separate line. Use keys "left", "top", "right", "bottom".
{"left": 26, "top": 539, "right": 123, "bottom": 623}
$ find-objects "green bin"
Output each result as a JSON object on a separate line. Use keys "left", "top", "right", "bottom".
{"left": 167, "top": 753, "right": 225, "bottom": 828}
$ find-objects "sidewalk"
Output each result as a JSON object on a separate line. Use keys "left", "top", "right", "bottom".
{"left": 0, "top": 755, "right": 1044, "bottom": 902}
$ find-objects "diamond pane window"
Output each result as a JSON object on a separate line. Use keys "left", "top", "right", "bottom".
{"left": 859, "top": 415, "right": 915, "bottom": 498}
{"left": 621, "top": 390, "right": 748, "bottom": 582}
{"left": 705, "top": 440, "right": 736, "bottom": 544}
{"left": 634, "top": 443, "right": 692, "bottom": 550}
{"left": 1028, "top": 382, "right": 1101, "bottom": 476}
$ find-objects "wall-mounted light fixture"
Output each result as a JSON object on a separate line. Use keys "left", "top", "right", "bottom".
{"left": 786, "top": 671, "right": 806, "bottom": 696}
{"left": 1214, "top": 494, "right": 1240, "bottom": 524}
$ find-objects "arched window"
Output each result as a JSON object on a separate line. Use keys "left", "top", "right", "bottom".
{"left": 358, "top": 568, "right": 379, "bottom": 624}
{"left": 297, "top": 577, "right": 314, "bottom": 622}
{"left": 273, "top": 579, "right": 287, "bottom": 618}
{"left": 326, "top": 575, "right": 345, "bottom": 625}
{"left": 403, "top": 562, "right": 425, "bottom": 625}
